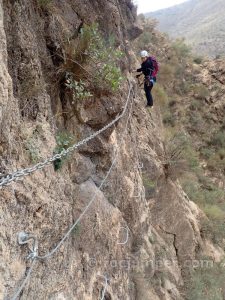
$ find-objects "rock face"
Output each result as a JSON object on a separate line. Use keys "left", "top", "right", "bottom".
{"left": 0, "top": 1, "right": 212, "bottom": 300}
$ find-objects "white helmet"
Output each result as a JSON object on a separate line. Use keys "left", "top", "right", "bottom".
{"left": 140, "top": 50, "right": 148, "bottom": 57}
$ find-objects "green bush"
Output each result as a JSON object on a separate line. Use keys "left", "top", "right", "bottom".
{"left": 182, "top": 179, "right": 224, "bottom": 208}
{"left": 207, "top": 153, "right": 225, "bottom": 172}
{"left": 197, "top": 173, "right": 214, "bottom": 187}
{"left": 172, "top": 38, "right": 191, "bottom": 59}
{"left": 193, "top": 56, "right": 203, "bottom": 64}
{"left": 153, "top": 84, "right": 168, "bottom": 107}
{"left": 137, "top": 31, "right": 153, "bottom": 49}
{"left": 193, "top": 84, "right": 209, "bottom": 99}
{"left": 72, "top": 224, "right": 81, "bottom": 236}
{"left": 163, "top": 133, "right": 199, "bottom": 179}
{"left": 65, "top": 73, "right": 92, "bottom": 102}
{"left": 38, "top": 0, "right": 52, "bottom": 8}
{"left": 158, "top": 63, "right": 175, "bottom": 83}
{"left": 142, "top": 175, "right": 156, "bottom": 199}
{"left": 186, "top": 147, "right": 200, "bottom": 170}
{"left": 53, "top": 131, "right": 75, "bottom": 171}
{"left": 218, "top": 149, "right": 225, "bottom": 160}
{"left": 175, "top": 80, "right": 192, "bottom": 95}
{"left": 25, "top": 128, "right": 43, "bottom": 163}
{"left": 190, "top": 99, "right": 202, "bottom": 111}
{"left": 203, "top": 205, "right": 225, "bottom": 220}
{"left": 182, "top": 178, "right": 225, "bottom": 244}
{"left": 200, "top": 147, "right": 214, "bottom": 159}
{"left": 187, "top": 262, "right": 225, "bottom": 300}
{"left": 189, "top": 112, "right": 205, "bottom": 133}
{"left": 25, "top": 136, "right": 41, "bottom": 163}
{"left": 64, "top": 23, "right": 124, "bottom": 92}
{"left": 163, "top": 112, "right": 176, "bottom": 127}
{"left": 201, "top": 219, "right": 225, "bottom": 246}
{"left": 148, "top": 233, "right": 156, "bottom": 244}
{"left": 168, "top": 99, "right": 177, "bottom": 107}
{"left": 210, "top": 131, "right": 225, "bottom": 148}
{"left": 206, "top": 148, "right": 225, "bottom": 172}
{"left": 99, "top": 63, "right": 124, "bottom": 92}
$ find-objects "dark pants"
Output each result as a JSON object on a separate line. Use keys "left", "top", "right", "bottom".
{"left": 144, "top": 81, "right": 154, "bottom": 106}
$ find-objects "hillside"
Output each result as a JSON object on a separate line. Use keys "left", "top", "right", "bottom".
{"left": 147, "top": 0, "right": 225, "bottom": 58}
{"left": 135, "top": 16, "right": 225, "bottom": 299}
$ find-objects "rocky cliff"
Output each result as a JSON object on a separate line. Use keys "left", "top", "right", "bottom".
{"left": 0, "top": 1, "right": 223, "bottom": 300}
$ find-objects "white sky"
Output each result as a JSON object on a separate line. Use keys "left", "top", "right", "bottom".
{"left": 134, "top": 0, "right": 188, "bottom": 13}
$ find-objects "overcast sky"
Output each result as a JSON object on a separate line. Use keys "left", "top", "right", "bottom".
{"left": 134, "top": 0, "right": 188, "bottom": 13}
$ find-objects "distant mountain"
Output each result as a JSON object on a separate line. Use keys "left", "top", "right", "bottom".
{"left": 147, "top": 0, "right": 225, "bottom": 57}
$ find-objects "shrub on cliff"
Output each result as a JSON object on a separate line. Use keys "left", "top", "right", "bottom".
{"left": 63, "top": 23, "right": 124, "bottom": 95}
{"left": 193, "top": 56, "right": 203, "bottom": 64}
{"left": 65, "top": 73, "right": 92, "bottom": 104}
{"left": 163, "top": 111, "right": 176, "bottom": 127}
{"left": 38, "top": 0, "right": 52, "bottom": 8}
{"left": 187, "top": 261, "right": 225, "bottom": 300}
{"left": 193, "top": 84, "right": 209, "bottom": 99}
{"left": 207, "top": 150, "right": 225, "bottom": 172}
{"left": 53, "top": 131, "right": 75, "bottom": 171}
{"left": 152, "top": 84, "right": 168, "bottom": 107}
{"left": 182, "top": 177, "right": 225, "bottom": 245}
{"left": 158, "top": 63, "right": 176, "bottom": 83}
{"left": 210, "top": 130, "right": 225, "bottom": 148}
{"left": 163, "top": 133, "right": 199, "bottom": 179}
{"left": 172, "top": 38, "right": 191, "bottom": 60}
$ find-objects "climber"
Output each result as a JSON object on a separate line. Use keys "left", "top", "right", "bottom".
{"left": 136, "top": 50, "right": 158, "bottom": 107}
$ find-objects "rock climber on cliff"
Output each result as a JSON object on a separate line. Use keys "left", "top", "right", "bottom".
{"left": 136, "top": 50, "right": 159, "bottom": 107}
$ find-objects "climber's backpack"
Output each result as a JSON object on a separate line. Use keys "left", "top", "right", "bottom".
{"left": 148, "top": 56, "right": 159, "bottom": 77}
